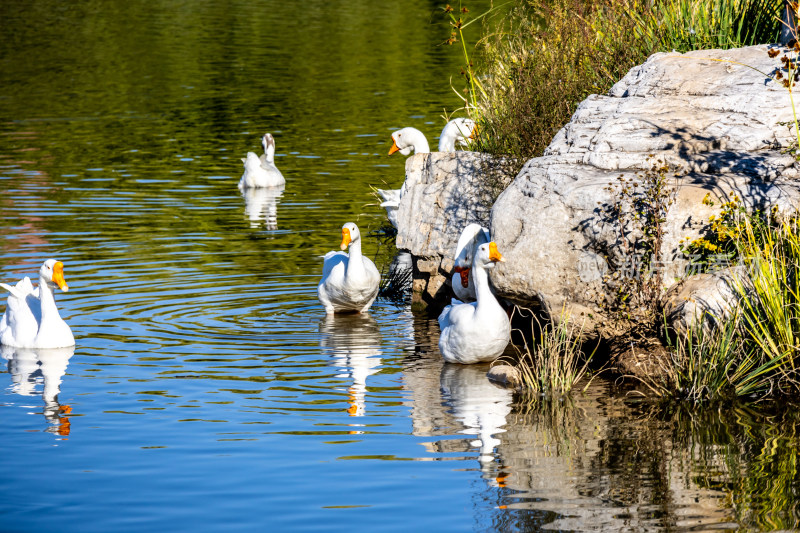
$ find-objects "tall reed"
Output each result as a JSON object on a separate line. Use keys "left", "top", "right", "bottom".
{"left": 734, "top": 215, "right": 800, "bottom": 394}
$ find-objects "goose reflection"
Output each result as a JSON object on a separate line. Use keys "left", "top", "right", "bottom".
{"left": 319, "top": 314, "right": 382, "bottom": 419}
{"left": 2, "top": 345, "right": 74, "bottom": 436}
{"left": 440, "top": 363, "right": 512, "bottom": 464}
{"left": 241, "top": 184, "right": 285, "bottom": 229}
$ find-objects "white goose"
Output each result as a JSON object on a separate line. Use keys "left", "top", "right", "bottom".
{"left": 318, "top": 223, "right": 381, "bottom": 314}
{"left": 438, "top": 242, "right": 510, "bottom": 364}
{"left": 438, "top": 117, "right": 477, "bottom": 152}
{"left": 388, "top": 127, "right": 430, "bottom": 156}
{"left": 380, "top": 120, "right": 475, "bottom": 227}
{"left": 451, "top": 223, "right": 491, "bottom": 302}
{"left": 239, "top": 133, "right": 285, "bottom": 189}
{"left": 378, "top": 127, "right": 430, "bottom": 226}
{"left": 0, "top": 260, "right": 75, "bottom": 349}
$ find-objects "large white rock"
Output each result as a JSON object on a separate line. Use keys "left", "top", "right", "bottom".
{"left": 488, "top": 45, "right": 800, "bottom": 338}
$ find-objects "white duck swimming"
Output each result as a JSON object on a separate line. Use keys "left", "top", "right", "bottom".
{"left": 239, "top": 133, "right": 285, "bottom": 189}
{"left": 0, "top": 260, "right": 75, "bottom": 349}
{"left": 438, "top": 242, "right": 510, "bottom": 364}
{"left": 438, "top": 117, "right": 477, "bottom": 152}
{"left": 318, "top": 223, "right": 381, "bottom": 314}
{"left": 451, "top": 223, "right": 491, "bottom": 302}
{"left": 381, "top": 126, "right": 428, "bottom": 228}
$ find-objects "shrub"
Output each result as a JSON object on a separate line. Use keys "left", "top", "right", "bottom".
{"left": 462, "top": 0, "right": 783, "bottom": 165}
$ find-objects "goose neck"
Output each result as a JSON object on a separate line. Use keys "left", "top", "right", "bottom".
{"left": 473, "top": 264, "right": 499, "bottom": 310}
{"left": 345, "top": 240, "right": 366, "bottom": 277}
{"left": 438, "top": 135, "right": 456, "bottom": 152}
{"left": 37, "top": 277, "right": 59, "bottom": 319}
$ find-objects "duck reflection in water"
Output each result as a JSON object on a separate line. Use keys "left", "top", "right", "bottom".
{"left": 241, "top": 184, "right": 285, "bottom": 230}
{"left": 440, "top": 363, "right": 512, "bottom": 464}
{"left": 2, "top": 345, "right": 74, "bottom": 436}
{"left": 319, "top": 314, "right": 382, "bottom": 421}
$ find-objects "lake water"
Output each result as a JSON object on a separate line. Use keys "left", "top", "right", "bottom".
{"left": 2, "top": 1, "right": 800, "bottom": 531}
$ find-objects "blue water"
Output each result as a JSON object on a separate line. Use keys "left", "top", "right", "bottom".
{"left": 2, "top": 1, "right": 800, "bottom": 531}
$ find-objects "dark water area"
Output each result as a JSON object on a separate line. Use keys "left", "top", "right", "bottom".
{"left": 1, "top": 1, "right": 800, "bottom": 531}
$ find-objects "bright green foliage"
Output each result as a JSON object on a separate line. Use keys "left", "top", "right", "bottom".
{"left": 466, "top": 0, "right": 784, "bottom": 164}
{"left": 734, "top": 216, "right": 800, "bottom": 394}
{"left": 650, "top": 211, "right": 800, "bottom": 402}
{"left": 628, "top": 0, "right": 782, "bottom": 53}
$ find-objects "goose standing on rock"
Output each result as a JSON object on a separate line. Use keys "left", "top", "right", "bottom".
{"left": 438, "top": 242, "right": 510, "bottom": 364}
{"left": 451, "top": 223, "right": 491, "bottom": 302}
{"left": 378, "top": 127, "right": 429, "bottom": 224}
{"left": 0, "top": 260, "right": 75, "bottom": 349}
{"left": 239, "top": 133, "right": 285, "bottom": 189}
{"left": 318, "top": 223, "right": 381, "bottom": 314}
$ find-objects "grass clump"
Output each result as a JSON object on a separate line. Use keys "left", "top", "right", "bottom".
{"left": 642, "top": 204, "right": 800, "bottom": 402}
{"left": 734, "top": 215, "right": 800, "bottom": 392}
{"left": 499, "top": 308, "right": 597, "bottom": 396}
{"left": 644, "top": 311, "right": 786, "bottom": 402}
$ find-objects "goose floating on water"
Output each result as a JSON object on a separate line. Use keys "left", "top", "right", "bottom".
{"left": 318, "top": 223, "right": 381, "bottom": 314}
{"left": 438, "top": 242, "right": 510, "bottom": 364}
{"left": 239, "top": 133, "right": 285, "bottom": 189}
{"left": 0, "top": 260, "right": 75, "bottom": 349}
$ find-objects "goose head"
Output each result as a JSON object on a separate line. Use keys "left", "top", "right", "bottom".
{"left": 389, "top": 127, "right": 430, "bottom": 156}
{"left": 261, "top": 133, "right": 276, "bottom": 159}
{"left": 439, "top": 118, "right": 477, "bottom": 152}
{"left": 340, "top": 222, "right": 362, "bottom": 250}
{"left": 474, "top": 242, "right": 505, "bottom": 271}
{"left": 41, "top": 259, "right": 69, "bottom": 292}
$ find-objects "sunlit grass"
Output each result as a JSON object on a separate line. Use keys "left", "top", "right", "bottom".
{"left": 499, "top": 308, "right": 597, "bottom": 396}
{"left": 465, "top": 0, "right": 782, "bottom": 165}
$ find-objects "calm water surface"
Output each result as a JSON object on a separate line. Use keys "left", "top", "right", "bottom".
{"left": 2, "top": 1, "right": 800, "bottom": 531}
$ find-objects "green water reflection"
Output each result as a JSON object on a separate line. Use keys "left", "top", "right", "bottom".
{"left": 2, "top": 0, "right": 800, "bottom": 531}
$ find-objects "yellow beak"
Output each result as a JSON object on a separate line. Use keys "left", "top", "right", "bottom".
{"left": 488, "top": 242, "right": 505, "bottom": 263}
{"left": 340, "top": 228, "right": 352, "bottom": 250}
{"left": 52, "top": 261, "right": 69, "bottom": 292}
{"left": 388, "top": 139, "right": 400, "bottom": 155}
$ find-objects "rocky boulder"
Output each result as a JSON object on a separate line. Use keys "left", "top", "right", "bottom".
{"left": 661, "top": 266, "right": 750, "bottom": 339}
{"left": 395, "top": 152, "right": 513, "bottom": 309}
{"left": 490, "top": 45, "right": 800, "bottom": 340}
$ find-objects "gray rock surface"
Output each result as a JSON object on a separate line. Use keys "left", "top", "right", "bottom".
{"left": 661, "top": 266, "right": 749, "bottom": 339}
{"left": 395, "top": 152, "right": 512, "bottom": 308}
{"left": 490, "top": 45, "right": 800, "bottom": 339}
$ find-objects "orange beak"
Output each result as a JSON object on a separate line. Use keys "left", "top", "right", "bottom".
{"left": 469, "top": 124, "right": 478, "bottom": 139}
{"left": 340, "top": 228, "right": 352, "bottom": 250}
{"left": 52, "top": 261, "right": 69, "bottom": 292}
{"left": 488, "top": 242, "right": 505, "bottom": 263}
{"left": 388, "top": 139, "right": 400, "bottom": 155}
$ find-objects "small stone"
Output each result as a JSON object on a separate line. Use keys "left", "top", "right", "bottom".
{"left": 487, "top": 365, "right": 521, "bottom": 388}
